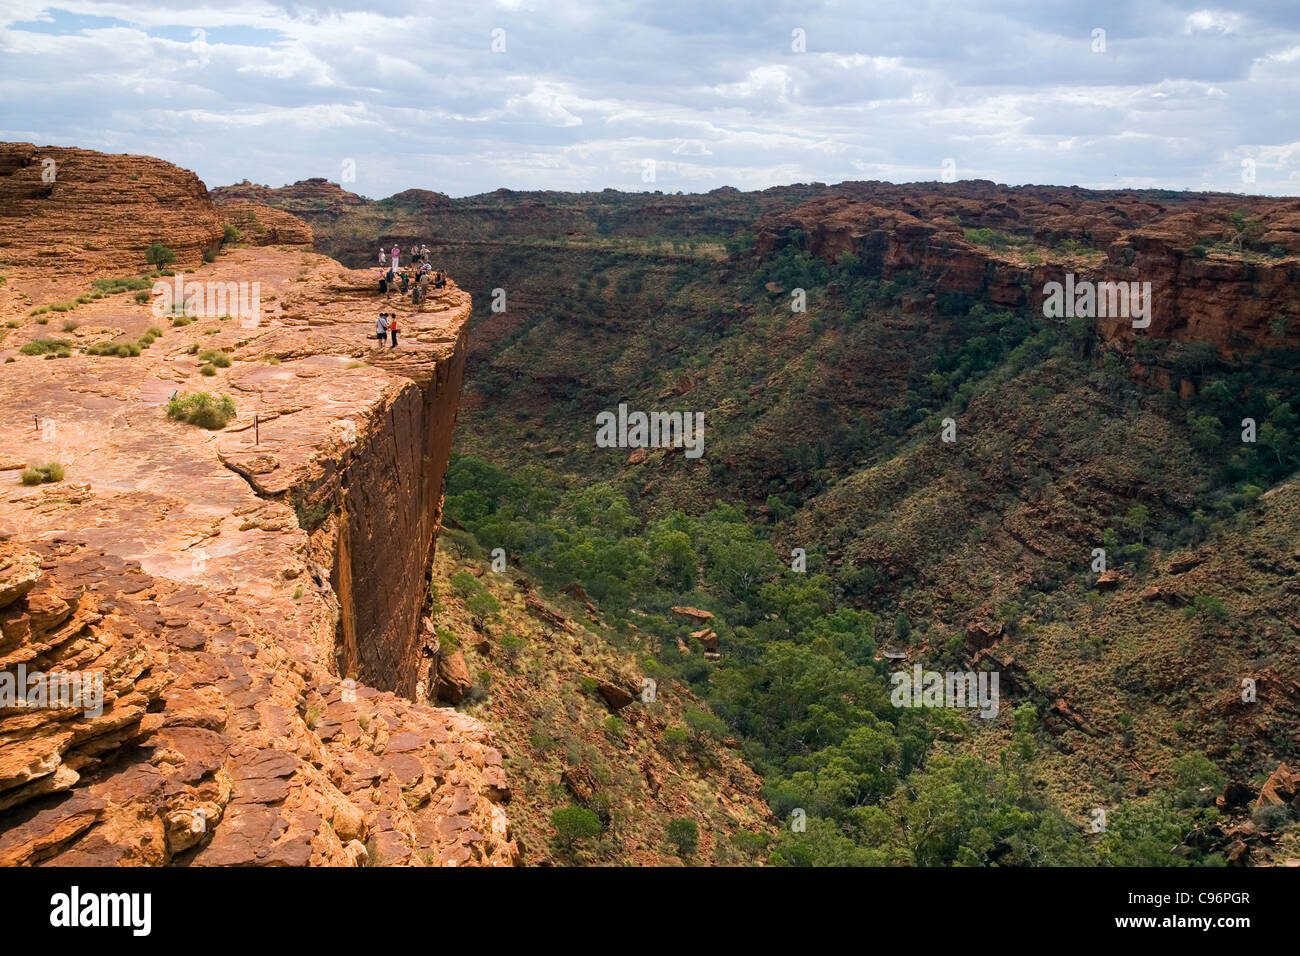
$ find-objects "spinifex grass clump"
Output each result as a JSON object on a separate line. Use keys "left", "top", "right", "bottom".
{"left": 19, "top": 338, "right": 72, "bottom": 356}
{"left": 87, "top": 340, "right": 140, "bottom": 357}
{"left": 199, "top": 349, "right": 231, "bottom": 367}
{"left": 166, "top": 392, "right": 236, "bottom": 430}
{"left": 20, "top": 462, "right": 64, "bottom": 485}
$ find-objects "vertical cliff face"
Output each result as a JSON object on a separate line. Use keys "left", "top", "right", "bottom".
{"left": 0, "top": 144, "right": 516, "bottom": 866}
{"left": 330, "top": 327, "right": 468, "bottom": 695}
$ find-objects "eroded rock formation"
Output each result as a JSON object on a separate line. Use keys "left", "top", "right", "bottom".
{"left": 0, "top": 142, "right": 225, "bottom": 273}
{"left": 752, "top": 184, "right": 1300, "bottom": 371}
{"left": 0, "top": 144, "right": 515, "bottom": 865}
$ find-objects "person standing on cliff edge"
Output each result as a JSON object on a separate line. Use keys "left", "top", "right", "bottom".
{"left": 391, "top": 244, "right": 400, "bottom": 272}
{"left": 375, "top": 312, "right": 388, "bottom": 346}
{"left": 378, "top": 247, "right": 386, "bottom": 267}
{"left": 388, "top": 312, "right": 399, "bottom": 348}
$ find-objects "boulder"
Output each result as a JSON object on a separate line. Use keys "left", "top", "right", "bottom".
{"left": 1095, "top": 569, "right": 1123, "bottom": 590}
{"left": 595, "top": 679, "right": 635, "bottom": 712}
{"left": 671, "top": 605, "right": 714, "bottom": 623}
{"left": 435, "top": 650, "right": 473, "bottom": 704}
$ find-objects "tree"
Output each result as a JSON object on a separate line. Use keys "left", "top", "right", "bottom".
{"left": 146, "top": 242, "right": 176, "bottom": 271}
{"left": 1123, "top": 504, "right": 1150, "bottom": 544}
{"left": 665, "top": 818, "right": 699, "bottom": 858}
{"left": 550, "top": 805, "right": 602, "bottom": 853}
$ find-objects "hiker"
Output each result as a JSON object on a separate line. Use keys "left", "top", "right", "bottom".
{"left": 416, "top": 270, "right": 431, "bottom": 304}
{"left": 378, "top": 271, "right": 388, "bottom": 294}
{"left": 390, "top": 245, "right": 400, "bottom": 271}
{"left": 378, "top": 247, "right": 386, "bottom": 267}
{"left": 419, "top": 243, "right": 429, "bottom": 260}
{"left": 400, "top": 272, "right": 410, "bottom": 293}
{"left": 375, "top": 312, "right": 388, "bottom": 345}
{"left": 388, "top": 312, "right": 399, "bottom": 348}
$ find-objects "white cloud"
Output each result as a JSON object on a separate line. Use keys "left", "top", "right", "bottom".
{"left": 0, "top": 0, "right": 1295, "bottom": 196}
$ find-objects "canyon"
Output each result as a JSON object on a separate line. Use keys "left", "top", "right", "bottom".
{"left": 2, "top": 143, "right": 1298, "bottom": 868}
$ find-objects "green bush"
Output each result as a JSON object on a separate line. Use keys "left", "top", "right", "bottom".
{"left": 665, "top": 817, "right": 699, "bottom": 857}
{"left": 146, "top": 242, "right": 177, "bottom": 270}
{"left": 87, "top": 340, "right": 141, "bottom": 357}
{"left": 222, "top": 224, "right": 241, "bottom": 244}
{"left": 91, "top": 276, "right": 152, "bottom": 294}
{"left": 20, "top": 462, "right": 64, "bottom": 485}
{"left": 199, "top": 349, "right": 231, "bottom": 368}
{"left": 166, "top": 392, "right": 236, "bottom": 429}
{"left": 19, "top": 338, "right": 72, "bottom": 356}
{"left": 550, "top": 805, "right": 602, "bottom": 852}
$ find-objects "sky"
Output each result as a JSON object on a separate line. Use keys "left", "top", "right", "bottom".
{"left": 1, "top": 0, "right": 1298, "bottom": 199}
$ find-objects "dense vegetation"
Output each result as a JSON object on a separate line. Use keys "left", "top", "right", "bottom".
{"left": 428, "top": 215, "right": 1300, "bottom": 864}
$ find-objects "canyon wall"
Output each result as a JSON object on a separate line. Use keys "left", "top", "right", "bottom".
{"left": 752, "top": 189, "right": 1300, "bottom": 377}
{"left": 0, "top": 144, "right": 513, "bottom": 865}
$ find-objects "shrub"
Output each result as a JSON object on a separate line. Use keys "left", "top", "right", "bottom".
{"left": 20, "top": 462, "right": 64, "bottom": 485}
{"left": 91, "top": 277, "right": 151, "bottom": 294}
{"left": 166, "top": 392, "right": 236, "bottom": 429}
{"left": 466, "top": 591, "right": 501, "bottom": 626}
{"left": 1251, "top": 803, "right": 1293, "bottom": 831}
{"left": 1184, "top": 595, "right": 1228, "bottom": 622}
{"left": 666, "top": 817, "right": 699, "bottom": 857}
{"left": 146, "top": 242, "right": 177, "bottom": 270}
{"left": 19, "top": 338, "right": 72, "bottom": 356}
{"left": 87, "top": 340, "right": 141, "bottom": 357}
{"left": 222, "top": 224, "right": 241, "bottom": 244}
{"left": 200, "top": 364, "right": 216, "bottom": 376}
{"left": 603, "top": 715, "right": 626, "bottom": 740}
{"left": 500, "top": 633, "right": 525, "bottom": 663}
{"left": 199, "top": 349, "right": 231, "bottom": 368}
{"left": 550, "top": 805, "right": 602, "bottom": 852}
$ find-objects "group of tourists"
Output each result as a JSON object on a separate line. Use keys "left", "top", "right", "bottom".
{"left": 372, "top": 242, "right": 455, "bottom": 349}
{"left": 377, "top": 243, "right": 447, "bottom": 305}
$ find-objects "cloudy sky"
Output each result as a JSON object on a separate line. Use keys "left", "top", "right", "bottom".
{"left": 1, "top": 0, "right": 1298, "bottom": 198}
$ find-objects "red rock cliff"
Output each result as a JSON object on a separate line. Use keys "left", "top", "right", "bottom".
{"left": 0, "top": 144, "right": 514, "bottom": 866}
{"left": 753, "top": 184, "right": 1300, "bottom": 369}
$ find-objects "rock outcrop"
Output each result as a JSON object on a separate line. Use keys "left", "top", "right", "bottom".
{"left": 0, "top": 144, "right": 516, "bottom": 866}
{"left": 0, "top": 142, "right": 225, "bottom": 274}
{"left": 751, "top": 184, "right": 1300, "bottom": 371}
{"left": 216, "top": 202, "right": 314, "bottom": 248}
